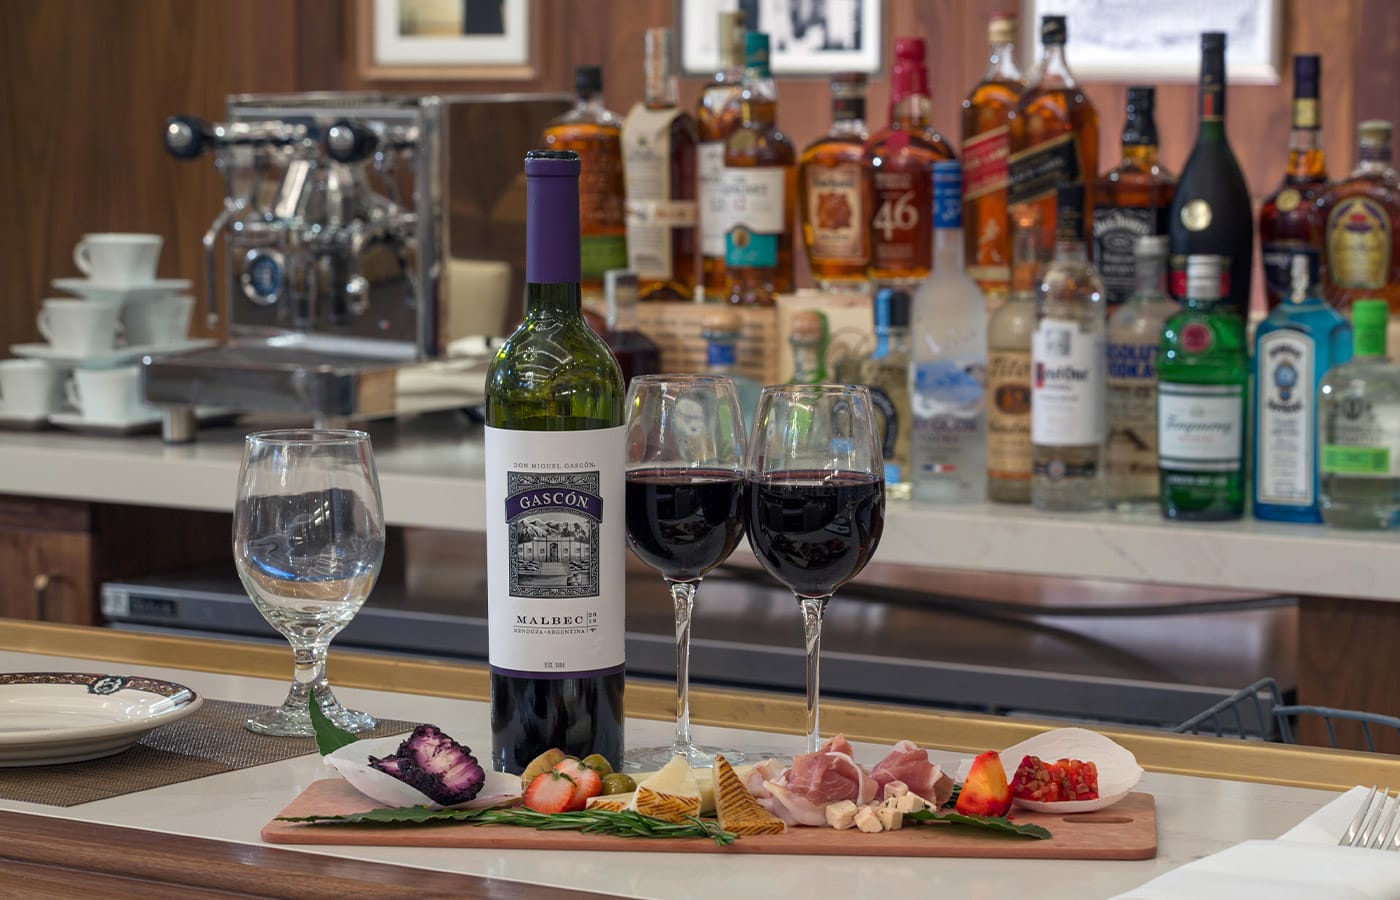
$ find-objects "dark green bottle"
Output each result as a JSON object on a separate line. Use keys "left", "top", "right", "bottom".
{"left": 484, "top": 150, "right": 626, "bottom": 774}
{"left": 1157, "top": 254, "right": 1247, "bottom": 520}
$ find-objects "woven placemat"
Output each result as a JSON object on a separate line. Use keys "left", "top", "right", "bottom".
{"left": 0, "top": 699, "right": 416, "bottom": 807}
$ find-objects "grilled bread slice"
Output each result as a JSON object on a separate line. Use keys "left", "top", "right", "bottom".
{"left": 713, "top": 753, "right": 786, "bottom": 835}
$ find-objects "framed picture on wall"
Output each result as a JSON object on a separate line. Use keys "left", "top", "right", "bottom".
{"left": 1023, "top": 0, "right": 1282, "bottom": 84}
{"left": 679, "top": 0, "right": 882, "bottom": 76}
{"left": 358, "top": 0, "right": 536, "bottom": 80}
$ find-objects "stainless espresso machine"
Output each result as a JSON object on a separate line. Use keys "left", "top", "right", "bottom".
{"left": 145, "top": 92, "right": 569, "bottom": 440}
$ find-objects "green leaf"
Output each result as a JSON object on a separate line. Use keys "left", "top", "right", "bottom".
{"left": 309, "top": 692, "right": 359, "bottom": 756}
{"left": 905, "top": 808, "right": 1052, "bottom": 840}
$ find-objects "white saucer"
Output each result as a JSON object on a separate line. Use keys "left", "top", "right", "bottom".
{"left": 52, "top": 278, "right": 191, "bottom": 305}
{"left": 48, "top": 410, "right": 162, "bottom": 435}
{"left": 0, "top": 408, "right": 52, "bottom": 430}
{"left": 10, "top": 338, "right": 216, "bottom": 368}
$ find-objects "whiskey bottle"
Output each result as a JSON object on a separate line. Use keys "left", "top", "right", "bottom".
{"left": 623, "top": 27, "right": 699, "bottom": 302}
{"left": 601, "top": 269, "right": 661, "bottom": 386}
{"left": 543, "top": 65, "right": 627, "bottom": 293}
{"left": 1105, "top": 236, "right": 1178, "bottom": 509}
{"left": 1259, "top": 55, "right": 1327, "bottom": 312}
{"left": 864, "top": 37, "right": 955, "bottom": 285}
{"left": 799, "top": 73, "right": 870, "bottom": 289}
{"left": 1253, "top": 255, "right": 1352, "bottom": 523}
{"left": 1157, "top": 255, "right": 1247, "bottom": 521}
{"left": 961, "top": 12, "right": 1024, "bottom": 300}
{"left": 788, "top": 309, "right": 829, "bottom": 383}
{"left": 1320, "top": 299, "right": 1400, "bottom": 529}
{"left": 1093, "top": 87, "right": 1176, "bottom": 311}
{"left": 1031, "top": 183, "right": 1105, "bottom": 512}
{"left": 835, "top": 288, "right": 913, "bottom": 500}
{"left": 1008, "top": 15, "right": 1098, "bottom": 264}
{"left": 696, "top": 10, "right": 747, "bottom": 301}
{"left": 1167, "top": 33, "right": 1253, "bottom": 314}
{"left": 701, "top": 308, "right": 760, "bottom": 429}
{"left": 1320, "top": 120, "right": 1400, "bottom": 314}
{"left": 986, "top": 205, "right": 1041, "bottom": 504}
{"left": 721, "top": 32, "right": 795, "bottom": 306}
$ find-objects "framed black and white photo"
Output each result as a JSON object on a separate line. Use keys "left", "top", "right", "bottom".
{"left": 680, "top": 0, "right": 882, "bottom": 76}
{"left": 1023, "top": 0, "right": 1283, "bottom": 84}
{"left": 358, "top": 0, "right": 536, "bottom": 80}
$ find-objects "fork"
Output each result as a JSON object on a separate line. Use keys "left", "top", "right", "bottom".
{"left": 1339, "top": 786, "right": 1400, "bottom": 849}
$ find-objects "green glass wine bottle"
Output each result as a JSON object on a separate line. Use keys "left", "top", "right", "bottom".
{"left": 484, "top": 150, "right": 626, "bottom": 774}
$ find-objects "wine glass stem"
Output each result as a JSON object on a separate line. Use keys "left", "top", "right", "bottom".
{"left": 799, "top": 595, "right": 829, "bottom": 754}
{"left": 669, "top": 579, "right": 697, "bottom": 757}
{"left": 289, "top": 643, "right": 329, "bottom": 707}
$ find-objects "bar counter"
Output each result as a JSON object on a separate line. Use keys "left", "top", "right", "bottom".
{"left": 2, "top": 622, "right": 1397, "bottom": 897}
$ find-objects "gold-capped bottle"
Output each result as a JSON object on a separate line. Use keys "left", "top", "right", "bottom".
{"left": 697, "top": 11, "right": 747, "bottom": 301}
{"left": 1320, "top": 120, "right": 1400, "bottom": 314}
{"left": 799, "top": 72, "right": 870, "bottom": 289}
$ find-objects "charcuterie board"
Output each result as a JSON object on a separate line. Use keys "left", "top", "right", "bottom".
{"left": 262, "top": 778, "right": 1157, "bottom": 859}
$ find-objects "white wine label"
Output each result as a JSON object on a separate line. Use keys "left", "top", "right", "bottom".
{"left": 1256, "top": 330, "right": 1315, "bottom": 505}
{"left": 1157, "top": 383, "right": 1243, "bottom": 472}
{"left": 623, "top": 103, "right": 684, "bottom": 281}
{"left": 698, "top": 141, "right": 727, "bottom": 258}
{"left": 485, "top": 425, "right": 626, "bottom": 676}
{"left": 1031, "top": 320, "right": 1105, "bottom": 447}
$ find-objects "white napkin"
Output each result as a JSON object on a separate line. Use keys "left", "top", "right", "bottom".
{"left": 1113, "top": 787, "right": 1400, "bottom": 900}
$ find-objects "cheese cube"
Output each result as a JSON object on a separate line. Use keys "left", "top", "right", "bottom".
{"left": 894, "top": 793, "right": 924, "bottom": 814}
{"left": 875, "top": 806, "right": 904, "bottom": 831}
{"left": 825, "top": 799, "right": 859, "bottom": 830}
{"left": 854, "top": 805, "right": 883, "bottom": 833}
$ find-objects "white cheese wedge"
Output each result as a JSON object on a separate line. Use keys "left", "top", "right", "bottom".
{"left": 633, "top": 755, "right": 702, "bottom": 823}
{"left": 629, "top": 763, "right": 748, "bottom": 815}
{"left": 854, "top": 804, "right": 883, "bottom": 833}
{"left": 893, "top": 793, "right": 925, "bottom": 814}
{"left": 825, "top": 799, "right": 859, "bottom": 830}
{"left": 585, "top": 791, "right": 634, "bottom": 813}
{"left": 875, "top": 806, "right": 904, "bottom": 831}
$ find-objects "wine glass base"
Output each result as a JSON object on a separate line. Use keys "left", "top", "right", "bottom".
{"left": 245, "top": 701, "right": 378, "bottom": 737}
{"left": 622, "top": 743, "right": 752, "bottom": 771}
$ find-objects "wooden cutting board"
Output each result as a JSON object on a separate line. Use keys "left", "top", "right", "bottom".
{"left": 262, "top": 779, "right": 1157, "bottom": 859}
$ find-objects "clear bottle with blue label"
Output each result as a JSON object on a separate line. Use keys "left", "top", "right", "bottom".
{"left": 1253, "top": 254, "right": 1353, "bottom": 522}
{"left": 910, "top": 160, "right": 988, "bottom": 503}
{"left": 701, "top": 308, "right": 761, "bottom": 430}
{"left": 836, "top": 288, "right": 914, "bottom": 499}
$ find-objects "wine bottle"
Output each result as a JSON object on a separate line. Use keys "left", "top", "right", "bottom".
{"left": 1167, "top": 32, "right": 1253, "bottom": 315}
{"left": 484, "top": 150, "right": 626, "bottom": 774}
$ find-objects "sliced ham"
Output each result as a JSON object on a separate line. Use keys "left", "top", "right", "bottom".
{"left": 872, "top": 740, "right": 955, "bottom": 806}
{"left": 759, "top": 773, "right": 829, "bottom": 827}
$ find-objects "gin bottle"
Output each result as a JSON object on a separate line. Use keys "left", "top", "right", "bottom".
{"left": 837, "top": 288, "right": 914, "bottom": 500}
{"left": 1031, "top": 183, "right": 1104, "bottom": 512}
{"left": 701, "top": 308, "right": 761, "bottom": 430}
{"left": 1106, "top": 235, "right": 1177, "bottom": 508}
{"left": 1157, "top": 255, "right": 1247, "bottom": 521}
{"left": 1253, "top": 254, "right": 1353, "bottom": 522}
{"left": 1320, "top": 299, "right": 1400, "bottom": 529}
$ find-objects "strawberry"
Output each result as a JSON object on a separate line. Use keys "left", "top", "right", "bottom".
{"left": 522, "top": 770, "right": 577, "bottom": 814}
{"left": 552, "top": 757, "right": 603, "bottom": 811}
{"left": 955, "top": 751, "right": 1012, "bottom": 817}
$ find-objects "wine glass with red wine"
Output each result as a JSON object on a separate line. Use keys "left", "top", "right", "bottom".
{"left": 624, "top": 374, "right": 748, "bottom": 768}
{"left": 745, "top": 384, "right": 886, "bottom": 753}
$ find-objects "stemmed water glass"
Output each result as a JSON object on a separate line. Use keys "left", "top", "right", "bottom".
{"left": 745, "top": 384, "right": 886, "bottom": 753}
{"left": 624, "top": 375, "right": 749, "bottom": 768}
{"left": 233, "top": 429, "right": 386, "bottom": 736}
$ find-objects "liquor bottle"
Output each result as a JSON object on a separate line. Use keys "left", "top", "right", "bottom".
{"left": 986, "top": 205, "right": 1041, "bottom": 504}
{"left": 1167, "top": 33, "right": 1253, "bottom": 315}
{"left": 696, "top": 10, "right": 747, "bottom": 301}
{"left": 1253, "top": 255, "right": 1353, "bottom": 523}
{"left": 961, "top": 11, "right": 1025, "bottom": 301}
{"left": 543, "top": 66, "right": 627, "bottom": 294}
{"left": 1008, "top": 15, "right": 1098, "bottom": 263}
{"left": 1031, "top": 183, "right": 1104, "bottom": 512}
{"left": 799, "top": 73, "right": 870, "bottom": 289}
{"left": 1320, "top": 299, "right": 1400, "bottom": 529}
{"left": 1259, "top": 55, "right": 1327, "bottom": 312}
{"left": 836, "top": 288, "right": 913, "bottom": 499}
{"left": 788, "top": 309, "right": 828, "bottom": 383}
{"left": 601, "top": 269, "right": 661, "bottom": 386}
{"left": 1106, "top": 236, "right": 1178, "bottom": 508}
{"left": 484, "top": 150, "right": 625, "bottom": 773}
{"left": 864, "top": 37, "right": 955, "bottom": 285}
{"left": 722, "top": 32, "right": 795, "bottom": 306}
{"left": 1093, "top": 87, "right": 1176, "bottom": 311}
{"left": 1156, "top": 255, "right": 1247, "bottom": 521}
{"left": 1320, "top": 120, "right": 1400, "bottom": 314}
{"left": 911, "top": 162, "right": 987, "bottom": 504}
{"left": 701, "top": 308, "right": 761, "bottom": 429}
{"left": 623, "top": 27, "right": 699, "bottom": 301}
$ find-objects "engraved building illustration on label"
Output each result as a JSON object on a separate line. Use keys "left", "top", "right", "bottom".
{"left": 505, "top": 471, "right": 603, "bottom": 600}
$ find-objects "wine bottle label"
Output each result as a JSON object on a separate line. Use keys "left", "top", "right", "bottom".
{"left": 1007, "top": 133, "right": 1080, "bottom": 207}
{"left": 987, "top": 350, "right": 1032, "bottom": 480}
{"left": 1093, "top": 207, "right": 1159, "bottom": 306}
{"left": 1324, "top": 401, "right": 1400, "bottom": 477}
{"left": 1261, "top": 242, "right": 1320, "bottom": 305}
{"left": 1157, "top": 383, "right": 1243, "bottom": 472}
{"left": 484, "top": 426, "right": 626, "bottom": 676}
{"left": 805, "top": 163, "right": 865, "bottom": 263}
{"left": 1030, "top": 321, "right": 1104, "bottom": 447}
{"left": 1326, "top": 196, "right": 1392, "bottom": 289}
{"left": 1106, "top": 339, "right": 1159, "bottom": 482}
{"left": 698, "top": 141, "right": 728, "bottom": 259}
{"left": 623, "top": 104, "right": 690, "bottom": 281}
{"left": 721, "top": 166, "right": 786, "bottom": 269}
{"left": 870, "top": 169, "right": 930, "bottom": 271}
{"left": 1256, "top": 330, "right": 1315, "bottom": 505}
{"left": 963, "top": 126, "right": 1010, "bottom": 201}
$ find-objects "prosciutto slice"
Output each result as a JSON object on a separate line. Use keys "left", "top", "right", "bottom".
{"left": 871, "top": 740, "right": 954, "bottom": 806}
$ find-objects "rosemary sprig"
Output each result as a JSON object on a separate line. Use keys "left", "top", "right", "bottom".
{"left": 278, "top": 804, "right": 739, "bottom": 846}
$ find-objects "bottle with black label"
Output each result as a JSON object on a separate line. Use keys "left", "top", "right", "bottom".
{"left": 1259, "top": 55, "right": 1327, "bottom": 313}
{"left": 1093, "top": 87, "right": 1176, "bottom": 311}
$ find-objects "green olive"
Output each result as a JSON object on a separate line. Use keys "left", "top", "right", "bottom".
{"left": 601, "top": 772, "right": 636, "bottom": 795}
{"left": 581, "top": 753, "right": 614, "bottom": 776}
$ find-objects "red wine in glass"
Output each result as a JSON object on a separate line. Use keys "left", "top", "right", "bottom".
{"left": 625, "top": 468, "right": 746, "bottom": 582}
{"left": 746, "top": 471, "right": 885, "bottom": 598}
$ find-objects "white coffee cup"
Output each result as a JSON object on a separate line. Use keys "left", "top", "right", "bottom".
{"left": 66, "top": 366, "right": 151, "bottom": 422}
{"left": 37, "top": 299, "right": 122, "bottom": 356}
{"left": 122, "top": 294, "right": 194, "bottom": 346}
{"left": 73, "top": 233, "right": 162, "bottom": 286}
{"left": 0, "top": 360, "right": 64, "bottom": 418}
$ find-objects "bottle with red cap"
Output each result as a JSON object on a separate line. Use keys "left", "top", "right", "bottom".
{"left": 863, "top": 36, "right": 956, "bottom": 285}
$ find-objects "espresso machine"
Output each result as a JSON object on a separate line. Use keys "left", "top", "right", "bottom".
{"left": 145, "top": 92, "right": 569, "bottom": 440}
